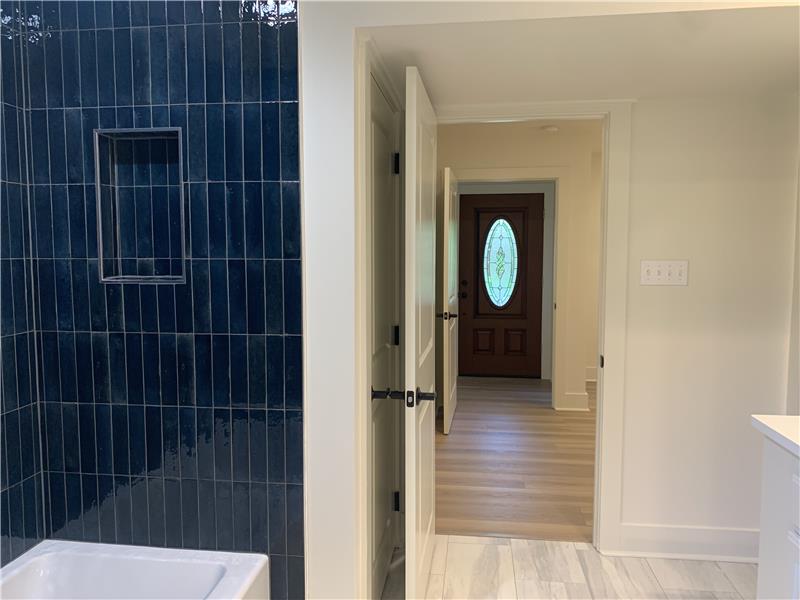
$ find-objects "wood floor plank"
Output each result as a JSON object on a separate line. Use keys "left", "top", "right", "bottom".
{"left": 435, "top": 377, "right": 596, "bottom": 543}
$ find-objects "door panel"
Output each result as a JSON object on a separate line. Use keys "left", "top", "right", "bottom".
{"left": 368, "top": 75, "right": 399, "bottom": 600}
{"left": 404, "top": 66, "right": 437, "bottom": 600}
{"left": 442, "top": 169, "right": 459, "bottom": 435}
{"left": 458, "top": 194, "right": 544, "bottom": 377}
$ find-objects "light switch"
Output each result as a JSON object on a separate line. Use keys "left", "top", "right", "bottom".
{"left": 640, "top": 260, "right": 688, "bottom": 286}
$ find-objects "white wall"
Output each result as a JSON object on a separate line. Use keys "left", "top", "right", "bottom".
{"left": 458, "top": 181, "right": 556, "bottom": 380}
{"left": 619, "top": 94, "right": 798, "bottom": 556}
{"left": 438, "top": 121, "right": 603, "bottom": 408}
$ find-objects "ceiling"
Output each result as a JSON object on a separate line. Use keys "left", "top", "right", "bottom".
{"left": 365, "top": 6, "right": 799, "bottom": 111}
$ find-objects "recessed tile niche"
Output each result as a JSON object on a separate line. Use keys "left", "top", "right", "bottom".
{"left": 94, "top": 128, "right": 185, "bottom": 283}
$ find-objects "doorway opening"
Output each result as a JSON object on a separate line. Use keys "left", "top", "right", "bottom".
{"left": 433, "top": 120, "right": 604, "bottom": 549}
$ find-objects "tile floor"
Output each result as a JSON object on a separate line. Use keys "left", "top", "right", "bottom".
{"left": 381, "top": 535, "right": 757, "bottom": 599}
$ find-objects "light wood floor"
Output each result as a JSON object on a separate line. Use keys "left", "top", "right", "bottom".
{"left": 435, "top": 377, "right": 596, "bottom": 542}
{"left": 383, "top": 535, "right": 757, "bottom": 599}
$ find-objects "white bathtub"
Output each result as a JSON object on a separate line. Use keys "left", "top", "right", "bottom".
{"left": 0, "top": 540, "right": 269, "bottom": 599}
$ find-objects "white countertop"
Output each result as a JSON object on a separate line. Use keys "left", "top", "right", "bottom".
{"left": 751, "top": 414, "right": 800, "bottom": 457}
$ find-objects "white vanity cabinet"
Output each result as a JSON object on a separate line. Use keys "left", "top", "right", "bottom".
{"left": 751, "top": 415, "right": 800, "bottom": 600}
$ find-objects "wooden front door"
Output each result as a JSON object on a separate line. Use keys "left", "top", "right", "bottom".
{"left": 458, "top": 194, "right": 544, "bottom": 377}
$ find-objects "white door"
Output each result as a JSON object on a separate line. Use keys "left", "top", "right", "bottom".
{"left": 368, "top": 75, "right": 400, "bottom": 599}
{"left": 404, "top": 66, "right": 438, "bottom": 599}
{"left": 441, "top": 168, "right": 459, "bottom": 435}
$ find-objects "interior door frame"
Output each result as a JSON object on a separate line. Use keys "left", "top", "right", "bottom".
{"left": 303, "top": 24, "right": 632, "bottom": 596}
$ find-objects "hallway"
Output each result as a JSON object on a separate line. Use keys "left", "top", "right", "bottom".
{"left": 435, "top": 378, "right": 596, "bottom": 542}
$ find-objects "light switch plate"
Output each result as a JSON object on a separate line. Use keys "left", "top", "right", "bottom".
{"left": 640, "top": 260, "right": 688, "bottom": 286}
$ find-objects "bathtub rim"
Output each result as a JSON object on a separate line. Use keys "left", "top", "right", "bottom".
{"left": 0, "top": 539, "right": 269, "bottom": 599}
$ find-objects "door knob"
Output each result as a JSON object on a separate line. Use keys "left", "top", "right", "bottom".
{"left": 415, "top": 388, "right": 437, "bottom": 404}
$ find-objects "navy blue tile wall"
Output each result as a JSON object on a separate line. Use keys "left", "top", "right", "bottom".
{"left": 1, "top": 0, "right": 46, "bottom": 567}
{"left": 1, "top": 2, "right": 302, "bottom": 597}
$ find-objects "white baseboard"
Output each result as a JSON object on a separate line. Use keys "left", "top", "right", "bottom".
{"left": 597, "top": 522, "right": 759, "bottom": 563}
{"left": 554, "top": 391, "right": 589, "bottom": 411}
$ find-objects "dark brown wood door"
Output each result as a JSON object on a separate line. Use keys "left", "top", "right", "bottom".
{"left": 458, "top": 194, "right": 544, "bottom": 377}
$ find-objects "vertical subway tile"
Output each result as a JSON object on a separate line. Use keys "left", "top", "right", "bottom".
{"left": 203, "top": 23, "right": 223, "bottom": 103}
{"left": 97, "top": 474, "right": 116, "bottom": 542}
{"left": 45, "top": 33, "right": 64, "bottom": 108}
{"left": 231, "top": 409, "right": 249, "bottom": 480}
{"left": 162, "top": 406, "right": 180, "bottom": 477}
{"left": 113, "top": 27, "right": 133, "bottom": 106}
{"left": 265, "top": 261, "right": 283, "bottom": 334}
{"left": 213, "top": 408, "right": 232, "bottom": 480}
{"left": 164, "top": 478, "right": 182, "bottom": 547}
{"left": 229, "top": 335, "right": 247, "bottom": 406}
{"left": 147, "top": 477, "right": 165, "bottom": 546}
{"left": 208, "top": 262, "right": 227, "bottom": 333}
{"left": 247, "top": 336, "right": 266, "bottom": 408}
{"left": 159, "top": 334, "right": 178, "bottom": 406}
{"left": 285, "top": 337, "right": 302, "bottom": 410}
{"left": 266, "top": 335, "right": 284, "bottom": 410}
{"left": 187, "top": 105, "right": 207, "bottom": 181}
{"left": 260, "top": 21, "right": 278, "bottom": 101}
{"left": 145, "top": 405, "right": 162, "bottom": 476}
{"left": 197, "top": 479, "right": 216, "bottom": 550}
{"left": 214, "top": 480, "right": 233, "bottom": 551}
{"left": 241, "top": 22, "right": 260, "bottom": 101}
{"left": 228, "top": 260, "right": 246, "bottom": 334}
{"left": 211, "top": 335, "right": 229, "bottom": 405}
{"left": 180, "top": 479, "right": 199, "bottom": 548}
{"left": 179, "top": 406, "right": 197, "bottom": 477}
{"left": 114, "top": 476, "right": 133, "bottom": 544}
{"left": 61, "top": 31, "right": 81, "bottom": 108}
{"left": 243, "top": 104, "right": 262, "bottom": 182}
{"left": 286, "top": 484, "right": 303, "bottom": 556}
{"left": 167, "top": 25, "right": 188, "bottom": 104}
{"left": 130, "top": 0, "right": 148, "bottom": 25}
{"left": 132, "top": 27, "right": 151, "bottom": 105}
{"left": 223, "top": 105, "right": 243, "bottom": 182}
{"left": 112, "top": 404, "right": 130, "bottom": 475}
{"left": 142, "top": 333, "right": 161, "bottom": 405}
{"left": 267, "top": 483, "right": 286, "bottom": 555}
{"left": 279, "top": 21, "right": 298, "bottom": 101}
{"left": 280, "top": 103, "right": 299, "bottom": 181}
{"left": 205, "top": 104, "right": 224, "bottom": 182}
{"left": 232, "top": 481, "right": 250, "bottom": 551}
{"left": 128, "top": 405, "right": 146, "bottom": 477}
{"left": 267, "top": 410, "right": 285, "bottom": 482}
{"left": 81, "top": 474, "right": 99, "bottom": 542}
{"left": 196, "top": 407, "right": 214, "bottom": 478}
{"left": 194, "top": 334, "right": 212, "bottom": 407}
{"left": 207, "top": 183, "right": 226, "bottom": 258}
{"left": 48, "top": 472, "right": 67, "bottom": 538}
{"left": 125, "top": 333, "right": 144, "bottom": 404}
{"left": 261, "top": 103, "right": 280, "bottom": 182}
{"left": 129, "top": 476, "right": 149, "bottom": 546}
{"left": 284, "top": 260, "right": 302, "bottom": 334}
{"left": 184, "top": 24, "right": 204, "bottom": 104}
{"left": 177, "top": 333, "right": 194, "bottom": 406}
{"left": 96, "top": 30, "right": 116, "bottom": 107}
{"left": 222, "top": 23, "right": 241, "bottom": 102}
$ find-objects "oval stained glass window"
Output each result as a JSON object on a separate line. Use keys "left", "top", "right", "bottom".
{"left": 482, "top": 218, "right": 518, "bottom": 308}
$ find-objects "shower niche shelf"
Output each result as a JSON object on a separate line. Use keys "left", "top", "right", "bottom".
{"left": 94, "top": 128, "right": 186, "bottom": 284}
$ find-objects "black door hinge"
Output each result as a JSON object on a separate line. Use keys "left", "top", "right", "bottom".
{"left": 393, "top": 153, "right": 400, "bottom": 175}
{"left": 392, "top": 325, "right": 400, "bottom": 346}
{"left": 393, "top": 491, "right": 400, "bottom": 512}
{"left": 600, "top": 355, "right": 605, "bottom": 368}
